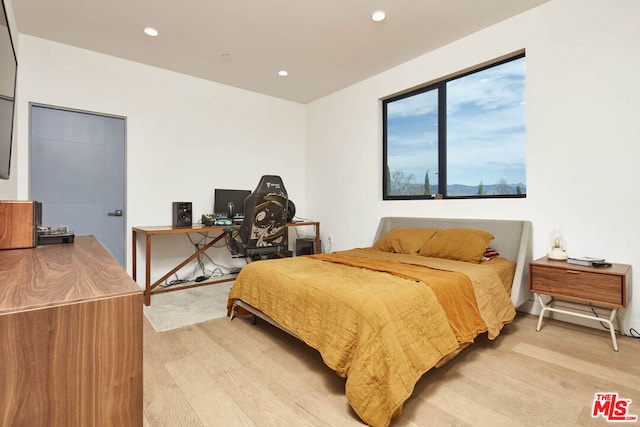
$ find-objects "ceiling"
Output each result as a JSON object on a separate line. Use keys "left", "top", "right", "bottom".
{"left": 12, "top": 0, "right": 549, "bottom": 104}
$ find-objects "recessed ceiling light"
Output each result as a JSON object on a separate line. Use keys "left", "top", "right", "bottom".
{"left": 278, "top": 70, "right": 289, "bottom": 77}
{"left": 371, "top": 10, "right": 386, "bottom": 22}
{"left": 144, "top": 27, "right": 159, "bottom": 37}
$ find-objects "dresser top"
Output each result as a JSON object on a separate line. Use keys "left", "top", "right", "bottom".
{"left": 0, "top": 235, "right": 141, "bottom": 314}
{"left": 530, "top": 256, "right": 631, "bottom": 276}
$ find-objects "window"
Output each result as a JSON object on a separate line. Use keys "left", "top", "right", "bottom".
{"left": 383, "top": 54, "right": 526, "bottom": 199}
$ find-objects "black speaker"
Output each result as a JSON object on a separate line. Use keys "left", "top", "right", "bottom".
{"left": 172, "top": 202, "right": 192, "bottom": 227}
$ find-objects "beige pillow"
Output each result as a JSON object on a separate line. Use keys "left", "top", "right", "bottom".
{"left": 418, "top": 228, "right": 494, "bottom": 263}
{"left": 372, "top": 228, "right": 439, "bottom": 254}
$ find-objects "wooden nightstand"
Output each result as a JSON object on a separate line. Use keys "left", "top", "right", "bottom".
{"left": 529, "top": 256, "right": 631, "bottom": 351}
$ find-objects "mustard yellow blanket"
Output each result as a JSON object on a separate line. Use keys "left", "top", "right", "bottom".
{"left": 228, "top": 249, "right": 515, "bottom": 427}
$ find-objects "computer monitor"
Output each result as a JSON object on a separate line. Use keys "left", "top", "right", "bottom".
{"left": 214, "top": 189, "right": 251, "bottom": 218}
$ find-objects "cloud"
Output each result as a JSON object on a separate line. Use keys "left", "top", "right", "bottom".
{"left": 385, "top": 57, "right": 526, "bottom": 186}
{"left": 386, "top": 90, "right": 437, "bottom": 119}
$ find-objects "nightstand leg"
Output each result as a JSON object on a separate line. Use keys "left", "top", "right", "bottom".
{"left": 607, "top": 308, "right": 619, "bottom": 352}
{"left": 535, "top": 293, "right": 620, "bottom": 351}
{"left": 535, "top": 293, "right": 549, "bottom": 332}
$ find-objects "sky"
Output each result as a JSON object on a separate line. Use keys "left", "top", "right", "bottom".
{"left": 386, "top": 57, "right": 526, "bottom": 189}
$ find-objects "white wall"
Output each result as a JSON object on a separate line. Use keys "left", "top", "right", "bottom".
{"left": 8, "top": 35, "right": 307, "bottom": 282}
{"left": 306, "top": 0, "right": 640, "bottom": 333}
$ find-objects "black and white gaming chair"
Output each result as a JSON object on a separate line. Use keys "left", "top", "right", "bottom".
{"left": 228, "top": 175, "right": 288, "bottom": 260}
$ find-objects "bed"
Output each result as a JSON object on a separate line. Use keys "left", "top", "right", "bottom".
{"left": 227, "top": 217, "right": 532, "bottom": 427}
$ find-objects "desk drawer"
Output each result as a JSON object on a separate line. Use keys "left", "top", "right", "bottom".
{"left": 529, "top": 265, "right": 623, "bottom": 307}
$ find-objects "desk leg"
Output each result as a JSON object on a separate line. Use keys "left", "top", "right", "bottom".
{"left": 132, "top": 229, "right": 137, "bottom": 281}
{"left": 144, "top": 234, "right": 152, "bottom": 306}
{"left": 147, "top": 232, "right": 229, "bottom": 301}
{"left": 315, "top": 223, "right": 321, "bottom": 254}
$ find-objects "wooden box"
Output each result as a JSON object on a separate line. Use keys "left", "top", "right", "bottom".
{"left": 0, "top": 200, "right": 41, "bottom": 250}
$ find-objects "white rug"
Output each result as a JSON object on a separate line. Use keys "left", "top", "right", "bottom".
{"left": 143, "top": 282, "right": 234, "bottom": 332}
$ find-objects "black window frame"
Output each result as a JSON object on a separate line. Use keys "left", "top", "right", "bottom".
{"left": 382, "top": 53, "right": 526, "bottom": 200}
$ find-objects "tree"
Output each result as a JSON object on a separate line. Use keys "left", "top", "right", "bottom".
{"left": 385, "top": 164, "right": 391, "bottom": 196}
{"left": 495, "top": 178, "right": 511, "bottom": 195}
{"left": 477, "top": 180, "right": 485, "bottom": 196}
{"left": 391, "top": 170, "right": 416, "bottom": 195}
{"left": 424, "top": 169, "right": 431, "bottom": 196}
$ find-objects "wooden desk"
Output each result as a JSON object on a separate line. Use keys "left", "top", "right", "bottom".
{"left": 132, "top": 221, "right": 320, "bottom": 305}
{"left": 0, "top": 235, "right": 143, "bottom": 426}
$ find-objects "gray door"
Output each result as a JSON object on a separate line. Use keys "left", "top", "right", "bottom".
{"left": 30, "top": 105, "right": 126, "bottom": 266}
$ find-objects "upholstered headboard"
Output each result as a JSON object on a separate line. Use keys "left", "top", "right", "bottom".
{"left": 374, "top": 217, "right": 532, "bottom": 308}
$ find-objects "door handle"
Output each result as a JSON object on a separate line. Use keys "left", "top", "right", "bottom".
{"left": 108, "top": 209, "right": 123, "bottom": 217}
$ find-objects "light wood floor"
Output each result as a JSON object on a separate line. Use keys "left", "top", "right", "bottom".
{"left": 143, "top": 312, "right": 640, "bottom": 426}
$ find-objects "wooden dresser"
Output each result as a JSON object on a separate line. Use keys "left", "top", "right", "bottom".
{"left": 0, "top": 235, "right": 143, "bottom": 426}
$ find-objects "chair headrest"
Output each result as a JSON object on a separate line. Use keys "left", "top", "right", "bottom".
{"left": 254, "top": 175, "right": 286, "bottom": 196}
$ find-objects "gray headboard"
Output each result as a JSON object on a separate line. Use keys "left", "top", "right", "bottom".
{"left": 374, "top": 217, "right": 532, "bottom": 308}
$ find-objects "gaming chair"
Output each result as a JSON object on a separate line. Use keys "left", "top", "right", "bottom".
{"left": 228, "top": 175, "right": 288, "bottom": 260}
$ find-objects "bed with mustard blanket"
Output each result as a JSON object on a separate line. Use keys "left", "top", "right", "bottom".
{"left": 227, "top": 217, "right": 532, "bottom": 427}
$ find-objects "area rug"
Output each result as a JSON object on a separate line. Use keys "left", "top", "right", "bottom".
{"left": 143, "top": 282, "right": 234, "bottom": 332}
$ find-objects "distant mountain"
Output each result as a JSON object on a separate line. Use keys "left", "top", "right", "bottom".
{"left": 445, "top": 183, "right": 526, "bottom": 196}
{"left": 392, "top": 183, "right": 527, "bottom": 196}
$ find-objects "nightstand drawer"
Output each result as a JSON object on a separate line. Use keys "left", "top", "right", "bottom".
{"left": 529, "top": 265, "right": 623, "bottom": 307}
